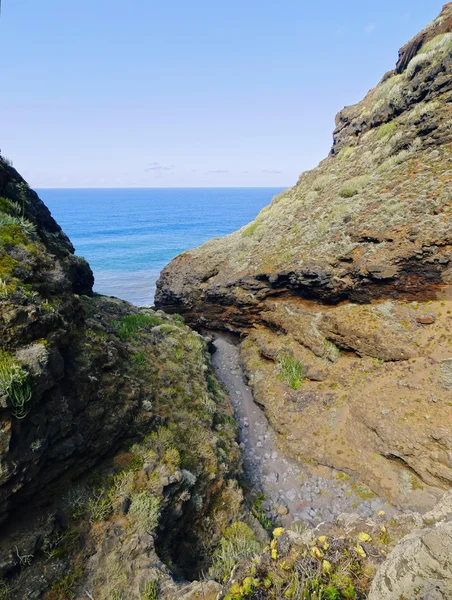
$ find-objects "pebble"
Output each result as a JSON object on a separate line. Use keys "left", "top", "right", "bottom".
{"left": 286, "top": 488, "right": 297, "bottom": 502}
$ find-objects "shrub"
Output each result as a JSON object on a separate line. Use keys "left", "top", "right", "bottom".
{"left": 277, "top": 352, "right": 304, "bottom": 390}
{"left": 0, "top": 255, "right": 19, "bottom": 279}
{"left": 312, "top": 174, "right": 335, "bottom": 192}
{"left": 0, "top": 197, "right": 15, "bottom": 214}
{"left": 0, "top": 214, "right": 36, "bottom": 235}
{"left": 0, "top": 223, "right": 28, "bottom": 247}
{"left": 339, "top": 175, "right": 370, "bottom": 199}
{"left": 88, "top": 489, "right": 113, "bottom": 522}
{"left": 128, "top": 491, "right": 160, "bottom": 535}
{"left": 373, "top": 74, "right": 404, "bottom": 103}
{"left": 0, "top": 352, "right": 32, "bottom": 419}
{"left": 377, "top": 122, "right": 397, "bottom": 139}
{"left": 208, "top": 522, "right": 262, "bottom": 582}
{"left": 242, "top": 220, "right": 260, "bottom": 238}
{"left": 406, "top": 52, "right": 435, "bottom": 79}
{"left": 421, "top": 32, "right": 452, "bottom": 54}
{"left": 338, "top": 147, "right": 355, "bottom": 161}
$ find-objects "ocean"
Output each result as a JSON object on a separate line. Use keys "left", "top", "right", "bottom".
{"left": 37, "top": 187, "right": 283, "bottom": 306}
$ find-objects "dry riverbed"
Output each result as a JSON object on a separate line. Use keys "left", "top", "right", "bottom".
{"left": 212, "top": 335, "right": 396, "bottom": 526}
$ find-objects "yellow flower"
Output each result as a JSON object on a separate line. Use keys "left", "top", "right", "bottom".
{"left": 358, "top": 532, "right": 372, "bottom": 543}
{"left": 310, "top": 546, "right": 324, "bottom": 560}
{"left": 354, "top": 544, "right": 366, "bottom": 558}
{"left": 322, "top": 560, "right": 332, "bottom": 573}
{"left": 273, "top": 527, "right": 285, "bottom": 538}
{"left": 317, "top": 535, "right": 329, "bottom": 550}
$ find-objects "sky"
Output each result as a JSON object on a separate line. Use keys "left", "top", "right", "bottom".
{"left": 0, "top": 1, "right": 445, "bottom": 188}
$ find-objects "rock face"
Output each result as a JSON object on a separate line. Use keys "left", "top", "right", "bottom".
{"left": 369, "top": 491, "right": 452, "bottom": 599}
{"left": 0, "top": 156, "right": 242, "bottom": 597}
{"left": 156, "top": 4, "right": 452, "bottom": 513}
{"left": 157, "top": 4, "right": 452, "bottom": 321}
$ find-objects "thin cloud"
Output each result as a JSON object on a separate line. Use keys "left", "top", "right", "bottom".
{"left": 145, "top": 162, "right": 175, "bottom": 172}
{"left": 206, "top": 169, "right": 229, "bottom": 174}
{"left": 262, "top": 169, "right": 283, "bottom": 174}
{"left": 365, "top": 23, "right": 376, "bottom": 34}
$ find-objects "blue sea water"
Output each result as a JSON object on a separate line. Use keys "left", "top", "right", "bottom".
{"left": 37, "top": 188, "right": 283, "bottom": 306}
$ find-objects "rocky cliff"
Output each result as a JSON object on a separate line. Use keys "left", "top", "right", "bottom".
{"left": 0, "top": 157, "right": 244, "bottom": 598}
{"left": 156, "top": 4, "right": 452, "bottom": 518}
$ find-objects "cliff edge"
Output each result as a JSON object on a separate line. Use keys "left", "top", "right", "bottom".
{"left": 156, "top": 4, "right": 452, "bottom": 514}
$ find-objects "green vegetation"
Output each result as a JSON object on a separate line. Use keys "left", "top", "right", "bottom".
{"left": 132, "top": 351, "right": 146, "bottom": 365}
{"left": 47, "top": 565, "right": 84, "bottom": 600}
{"left": 338, "top": 147, "right": 355, "bottom": 161}
{"left": 277, "top": 352, "right": 304, "bottom": 390}
{"left": 0, "top": 255, "right": 19, "bottom": 279}
{"left": 421, "top": 32, "right": 452, "bottom": 54}
{"left": 0, "top": 197, "right": 16, "bottom": 214}
{"left": 218, "top": 527, "right": 379, "bottom": 599}
{"left": 0, "top": 223, "right": 28, "bottom": 247}
{"left": 377, "top": 121, "right": 397, "bottom": 139}
{"left": 116, "top": 313, "right": 163, "bottom": 339}
{"left": 312, "top": 174, "right": 335, "bottom": 192}
{"left": 0, "top": 352, "right": 32, "bottom": 419}
{"left": 339, "top": 175, "right": 370, "bottom": 199}
{"left": 208, "top": 522, "right": 262, "bottom": 583}
{"left": 242, "top": 220, "right": 260, "bottom": 237}
{"left": 129, "top": 491, "right": 161, "bottom": 535}
{"left": 0, "top": 214, "right": 36, "bottom": 235}
{"left": 406, "top": 34, "right": 452, "bottom": 79}
{"left": 140, "top": 580, "right": 159, "bottom": 600}
{"left": 251, "top": 493, "right": 274, "bottom": 531}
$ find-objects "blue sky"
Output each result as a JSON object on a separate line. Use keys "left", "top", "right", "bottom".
{"left": 0, "top": 1, "right": 444, "bottom": 187}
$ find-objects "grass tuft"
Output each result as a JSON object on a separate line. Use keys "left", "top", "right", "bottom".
{"left": 278, "top": 352, "right": 304, "bottom": 390}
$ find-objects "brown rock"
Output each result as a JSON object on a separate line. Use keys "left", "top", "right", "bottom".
{"left": 417, "top": 315, "right": 436, "bottom": 325}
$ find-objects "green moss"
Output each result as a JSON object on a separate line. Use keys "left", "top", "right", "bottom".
{"left": 351, "top": 483, "right": 375, "bottom": 500}
{"left": 0, "top": 224, "right": 28, "bottom": 247}
{"left": 0, "top": 255, "right": 19, "bottom": 278}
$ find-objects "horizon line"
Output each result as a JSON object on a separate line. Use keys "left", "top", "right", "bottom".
{"left": 34, "top": 185, "right": 289, "bottom": 190}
